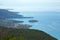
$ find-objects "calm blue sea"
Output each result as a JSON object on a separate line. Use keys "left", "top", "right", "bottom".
{"left": 12, "top": 12, "right": 60, "bottom": 39}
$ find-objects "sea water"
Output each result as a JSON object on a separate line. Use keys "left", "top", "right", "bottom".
{"left": 12, "top": 11, "right": 60, "bottom": 39}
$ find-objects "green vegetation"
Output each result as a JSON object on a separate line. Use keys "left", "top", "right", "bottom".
{"left": 0, "top": 26, "right": 57, "bottom": 40}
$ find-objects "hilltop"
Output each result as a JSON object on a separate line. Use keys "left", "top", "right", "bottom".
{"left": 0, "top": 26, "right": 57, "bottom": 40}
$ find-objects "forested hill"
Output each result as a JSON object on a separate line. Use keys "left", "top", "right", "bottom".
{"left": 0, "top": 26, "right": 57, "bottom": 40}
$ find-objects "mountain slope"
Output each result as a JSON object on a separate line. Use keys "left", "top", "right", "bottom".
{"left": 0, "top": 26, "right": 57, "bottom": 40}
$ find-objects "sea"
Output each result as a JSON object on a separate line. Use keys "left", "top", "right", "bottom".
{"left": 11, "top": 11, "right": 60, "bottom": 39}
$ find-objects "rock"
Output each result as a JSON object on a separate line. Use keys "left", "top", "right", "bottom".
{"left": 29, "top": 20, "right": 38, "bottom": 23}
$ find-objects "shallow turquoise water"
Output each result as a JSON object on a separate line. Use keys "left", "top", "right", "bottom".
{"left": 12, "top": 12, "right": 60, "bottom": 39}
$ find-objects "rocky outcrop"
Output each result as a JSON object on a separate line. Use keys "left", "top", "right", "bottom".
{"left": 29, "top": 20, "right": 38, "bottom": 23}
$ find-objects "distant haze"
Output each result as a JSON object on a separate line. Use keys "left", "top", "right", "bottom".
{"left": 0, "top": 0, "right": 60, "bottom": 12}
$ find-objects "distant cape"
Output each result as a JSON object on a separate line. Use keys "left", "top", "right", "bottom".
{"left": 0, "top": 9, "right": 23, "bottom": 19}
{"left": 0, "top": 9, "right": 33, "bottom": 19}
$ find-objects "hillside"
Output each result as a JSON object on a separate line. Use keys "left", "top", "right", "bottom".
{"left": 0, "top": 26, "right": 57, "bottom": 40}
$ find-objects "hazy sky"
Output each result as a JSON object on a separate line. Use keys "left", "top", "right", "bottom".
{"left": 0, "top": 0, "right": 60, "bottom": 12}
